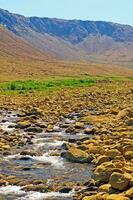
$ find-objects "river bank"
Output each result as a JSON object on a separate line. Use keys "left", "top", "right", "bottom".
{"left": 0, "top": 81, "right": 133, "bottom": 200}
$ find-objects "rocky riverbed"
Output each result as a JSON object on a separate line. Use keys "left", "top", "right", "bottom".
{"left": 0, "top": 109, "right": 93, "bottom": 200}
{"left": 0, "top": 81, "right": 133, "bottom": 200}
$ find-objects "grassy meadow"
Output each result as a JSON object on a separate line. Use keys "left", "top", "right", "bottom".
{"left": 0, "top": 75, "right": 132, "bottom": 95}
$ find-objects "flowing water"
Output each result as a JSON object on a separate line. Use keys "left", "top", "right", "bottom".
{"left": 0, "top": 110, "right": 92, "bottom": 200}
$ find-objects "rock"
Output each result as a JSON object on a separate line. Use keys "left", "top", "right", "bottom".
{"left": 22, "top": 167, "right": 31, "bottom": 171}
{"left": 124, "top": 151, "right": 133, "bottom": 160}
{"left": 26, "top": 108, "right": 42, "bottom": 116}
{"left": 33, "top": 180, "right": 46, "bottom": 185}
{"left": 84, "top": 179, "right": 96, "bottom": 187}
{"left": 80, "top": 143, "right": 104, "bottom": 154}
{"left": 2, "top": 151, "right": 11, "bottom": 156}
{"left": 125, "top": 187, "right": 133, "bottom": 198}
{"left": 101, "top": 128, "right": 109, "bottom": 134}
{"left": 19, "top": 156, "right": 32, "bottom": 161}
{"left": 16, "top": 121, "right": 31, "bottom": 129}
{"left": 79, "top": 136, "right": 91, "bottom": 142}
{"left": 61, "top": 142, "right": 71, "bottom": 150}
{"left": 61, "top": 146, "right": 93, "bottom": 163}
{"left": 20, "top": 150, "right": 41, "bottom": 156}
{"left": 106, "top": 149, "right": 121, "bottom": 159}
{"left": 65, "top": 125, "right": 77, "bottom": 134}
{"left": 99, "top": 184, "right": 114, "bottom": 193}
{"left": 0, "top": 180, "right": 7, "bottom": 186}
{"left": 8, "top": 124, "right": 15, "bottom": 128}
{"left": 129, "top": 178, "right": 133, "bottom": 186}
{"left": 53, "top": 126, "right": 61, "bottom": 132}
{"left": 68, "top": 138, "right": 76, "bottom": 143}
{"left": 35, "top": 122, "right": 47, "bottom": 128}
{"left": 125, "top": 118, "right": 133, "bottom": 126}
{"left": 94, "top": 161, "right": 121, "bottom": 183}
{"left": 7, "top": 177, "right": 19, "bottom": 185}
{"left": 124, "top": 166, "right": 133, "bottom": 174}
{"left": 2, "top": 145, "right": 11, "bottom": 151}
{"left": 59, "top": 187, "right": 72, "bottom": 193}
{"left": 46, "top": 125, "right": 54, "bottom": 132}
{"left": 82, "top": 193, "right": 107, "bottom": 200}
{"left": 116, "top": 108, "right": 133, "bottom": 120}
{"left": 106, "top": 194, "right": 130, "bottom": 200}
{"left": 17, "top": 111, "right": 26, "bottom": 117}
{"left": 60, "top": 123, "right": 71, "bottom": 128}
{"left": 25, "top": 126, "right": 43, "bottom": 133}
{"left": 109, "top": 172, "right": 130, "bottom": 191}
{"left": 96, "top": 155, "right": 110, "bottom": 165}
{"left": 22, "top": 184, "right": 48, "bottom": 192}
{"left": 84, "top": 127, "right": 96, "bottom": 134}
{"left": 75, "top": 122, "right": 84, "bottom": 129}
{"left": 123, "top": 145, "right": 133, "bottom": 153}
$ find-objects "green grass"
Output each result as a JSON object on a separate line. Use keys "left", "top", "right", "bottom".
{"left": 0, "top": 76, "right": 132, "bottom": 95}
{"left": 0, "top": 78, "right": 95, "bottom": 92}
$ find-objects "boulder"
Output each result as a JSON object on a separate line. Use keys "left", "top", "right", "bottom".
{"left": 94, "top": 161, "right": 122, "bottom": 183}
{"left": 61, "top": 146, "right": 93, "bottom": 163}
{"left": 109, "top": 172, "right": 130, "bottom": 191}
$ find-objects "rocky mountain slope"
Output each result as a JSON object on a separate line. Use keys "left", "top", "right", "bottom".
{"left": 1, "top": 8, "right": 133, "bottom": 43}
{"left": 0, "top": 8, "right": 133, "bottom": 66}
{"left": 0, "top": 25, "right": 49, "bottom": 60}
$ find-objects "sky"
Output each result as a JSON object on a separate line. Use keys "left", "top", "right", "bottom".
{"left": 0, "top": 0, "right": 133, "bottom": 26}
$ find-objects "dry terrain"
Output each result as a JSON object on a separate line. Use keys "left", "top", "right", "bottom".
{"left": 0, "top": 26, "right": 133, "bottom": 82}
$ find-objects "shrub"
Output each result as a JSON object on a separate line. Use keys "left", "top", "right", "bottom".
{"left": 10, "top": 83, "right": 17, "bottom": 90}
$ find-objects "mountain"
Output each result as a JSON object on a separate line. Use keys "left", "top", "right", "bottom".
{"left": 0, "top": 8, "right": 133, "bottom": 67}
{"left": 0, "top": 8, "right": 133, "bottom": 81}
{"left": 0, "top": 25, "right": 49, "bottom": 60}
{"left": 1, "top": 8, "right": 133, "bottom": 44}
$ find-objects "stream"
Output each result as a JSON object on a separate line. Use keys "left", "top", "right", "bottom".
{"left": 0, "top": 110, "right": 92, "bottom": 200}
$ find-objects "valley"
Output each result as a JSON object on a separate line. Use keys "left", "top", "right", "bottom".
{"left": 0, "top": 7, "right": 133, "bottom": 200}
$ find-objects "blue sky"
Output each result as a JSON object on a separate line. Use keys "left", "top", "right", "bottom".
{"left": 0, "top": 0, "right": 133, "bottom": 26}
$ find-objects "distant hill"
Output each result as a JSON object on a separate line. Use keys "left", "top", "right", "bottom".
{"left": 0, "top": 8, "right": 133, "bottom": 67}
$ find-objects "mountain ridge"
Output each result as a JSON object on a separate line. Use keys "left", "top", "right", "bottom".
{"left": 0, "top": 8, "right": 133, "bottom": 67}
{"left": 1, "top": 8, "right": 133, "bottom": 44}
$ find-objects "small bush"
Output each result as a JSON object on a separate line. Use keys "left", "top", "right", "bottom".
{"left": 10, "top": 83, "right": 17, "bottom": 90}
